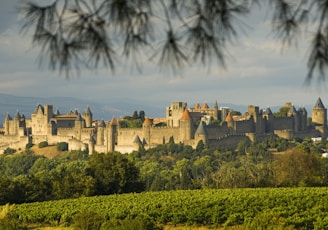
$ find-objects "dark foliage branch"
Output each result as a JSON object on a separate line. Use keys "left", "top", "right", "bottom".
{"left": 19, "top": 0, "right": 328, "bottom": 81}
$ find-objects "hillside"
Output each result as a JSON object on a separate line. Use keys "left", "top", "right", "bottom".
{"left": 29, "top": 145, "right": 67, "bottom": 159}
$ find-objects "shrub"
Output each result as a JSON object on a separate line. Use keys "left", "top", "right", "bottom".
{"left": 25, "top": 143, "right": 33, "bottom": 149}
{"left": 101, "top": 216, "right": 162, "bottom": 230}
{"left": 73, "top": 210, "right": 104, "bottom": 230}
{"left": 38, "top": 141, "right": 48, "bottom": 148}
{"left": 0, "top": 204, "right": 27, "bottom": 230}
{"left": 57, "top": 142, "right": 68, "bottom": 151}
{"left": 3, "top": 148, "right": 16, "bottom": 155}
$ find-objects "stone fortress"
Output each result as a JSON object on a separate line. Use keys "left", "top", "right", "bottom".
{"left": 0, "top": 98, "right": 326, "bottom": 154}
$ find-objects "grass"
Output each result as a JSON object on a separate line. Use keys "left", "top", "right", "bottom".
{"left": 30, "top": 145, "right": 67, "bottom": 159}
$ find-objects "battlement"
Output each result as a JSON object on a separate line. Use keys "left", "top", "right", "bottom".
{"left": 1, "top": 98, "right": 326, "bottom": 154}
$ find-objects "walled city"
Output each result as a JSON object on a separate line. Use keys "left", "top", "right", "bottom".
{"left": 0, "top": 98, "right": 326, "bottom": 154}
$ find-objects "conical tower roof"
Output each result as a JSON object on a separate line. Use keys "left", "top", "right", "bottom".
{"left": 288, "top": 106, "right": 297, "bottom": 115}
{"left": 89, "top": 135, "right": 96, "bottom": 144}
{"left": 133, "top": 135, "right": 142, "bottom": 144}
{"left": 143, "top": 117, "right": 153, "bottom": 126}
{"left": 181, "top": 109, "right": 192, "bottom": 120}
{"left": 194, "top": 102, "right": 200, "bottom": 109}
{"left": 225, "top": 112, "right": 233, "bottom": 122}
{"left": 110, "top": 117, "right": 118, "bottom": 126}
{"left": 201, "top": 102, "right": 209, "bottom": 109}
{"left": 99, "top": 119, "right": 106, "bottom": 127}
{"left": 314, "top": 97, "right": 325, "bottom": 109}
{"left": 195, "top": 122, "right": 207, "bottom": 136}
{"left": 75, "top": 113, "right": 82, "bottom": 121}
{"left": 265, "top": 107, "right": 273, "bottom": 115}
{"left": 5, "top": 113, "right": 12, "bottom": 121}
{"left": 83, "top": 106, "right": 93, "bottom": 116}
{"left": 14, "top": 111, "right": 21, "bottom": 119}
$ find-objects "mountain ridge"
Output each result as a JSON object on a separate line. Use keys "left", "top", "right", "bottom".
{"left": 0, "top": 93, "right": 314, "bottom": 126}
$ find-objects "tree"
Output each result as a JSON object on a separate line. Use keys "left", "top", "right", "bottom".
{"left": 88, "top": 152, "right": 144, "bottom": 194}
{"left": 19, "top": 0, "right": 328, "bottom": 81}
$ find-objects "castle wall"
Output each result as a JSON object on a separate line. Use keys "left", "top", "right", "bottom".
{"left": 208, "top": 135, "right": 249, "bottom": 149}
{"left": 149, "top": 127, "right": 180, "bottom": 144}
{"left": 117, "top": 128, "right": 144, "bottom": 146}
{"left": 206, "top": 125, "right": 229, "bottom": 139}
{"left": 0, "top": 135, "right": 29, "bottom": 153}
{"left": 235, "top": 119, "right": 255, "bottom": 134}
{"left": 273, "top": 117, "right": 294, "bottom": 130}
{"left": 68, "top": 138, "right": 87, "bottom": 151}
{"left": 274, "top": 130, "right": 294, "bottom": 139}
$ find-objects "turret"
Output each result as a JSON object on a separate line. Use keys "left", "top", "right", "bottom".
{"left": 133, "top": 135, "right": 142, "bottom": 151}
{"left": 288, "top": 105, "right": 299, "bottom": 132}
{"left": 312, "top": 97, "right": 327, "bottom": 136}
{"left": 4, "top": 113, "right": 12, "bottom": 135}
{"left": 107, "top": 117, "right": 118, "bottom": 152}
{"left": 263, "top": 107, "right": 273, "bottom": 133}
{"left": 82, "top": 106, "right": 93, "bottom": 127}
{"left": 88, "top": 135, "right": 96, "bottom": 154}
{"left": 97, "top": 120, "right": 106, "bottom": 146}
{"left": 143, "top": 117, "right": 153, "bottom": 147}
{"left": 179, "top": 109, "right": 194, "bottom": 141}
{"left": 194, "top": 121, "right": 208, "bottom": 146}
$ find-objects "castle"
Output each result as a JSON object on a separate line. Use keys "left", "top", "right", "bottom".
{"left": 0, "top": 98, "right": 326, "bottom": 154}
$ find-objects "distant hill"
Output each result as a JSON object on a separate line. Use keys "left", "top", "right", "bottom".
{"left": 0, "top": 93, "right": 164, "bottom": 125}
{"left": 0, "top": 93, "right": 314, "bottom": 127}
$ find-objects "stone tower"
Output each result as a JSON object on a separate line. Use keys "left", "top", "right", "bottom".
{"left": 179, "top": 109, "right": 194, "bottom": 141}
{"left": 82, "top": 106, "right": 93, "bottom": 127}
{"left": 263, "top": 107, "right": 273, "bottom": 133}
{"left": 107, "top": 117, "right": 118, "bottom": 152}
{"left": 287, "top": 105, "right": 299, "bottom": 133}
{"left": 143, "top": 117, "right": 153, "bottom": 147}
{"left": 166, "top": 102, "right": 187, "bottom": 127}
{"left": 97, "top": 120, "right": 106, "bottom": 146}
{"left": 312, "top": 97, "right": 327, "bottom": 136}
{"left": 194, "top": 121, "right": 208, "bottom": 146}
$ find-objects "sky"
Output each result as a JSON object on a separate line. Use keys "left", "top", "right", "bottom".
{"left": 0, "top": 1, "right": 326, "bottom": 117}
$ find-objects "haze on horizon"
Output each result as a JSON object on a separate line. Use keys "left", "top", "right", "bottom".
{"left": 0, "top": 0, "right": 326, "bottom": 112}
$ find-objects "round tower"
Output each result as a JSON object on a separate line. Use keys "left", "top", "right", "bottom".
{"left": 312, "top": 97, "right": 327, "bottom": 136}
{"left": 143, "top": 117, "right": 153, "bottom": 148}
{"left": 82, "top": 106, "right": 93, "bottom": 128}
{"left": 179, "top": 109, "right": 194, "bottom": 142}
{"left": 88, "top": 135, "right": 96, "bottom": 154}
{"left": 97, "top": 120, "right": 105, "bottom": 146}
{"left": 107, "top": 117, "right": 118, "bottom": 152}
{"left": 194, "top": 121, "right": 208, "bottom": 146}
{"left": 4, "top": 113, "right": 12, "bottom": 135}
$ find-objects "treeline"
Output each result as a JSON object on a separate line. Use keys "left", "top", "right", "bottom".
{"left": 0, "top": 136, "right": 328, "bottom": 204}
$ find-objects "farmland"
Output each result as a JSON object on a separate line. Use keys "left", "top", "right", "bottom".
{"left": 6, "top": 187, "right": 328, "bottom": 229}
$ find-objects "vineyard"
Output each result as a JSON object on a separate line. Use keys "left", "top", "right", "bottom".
{"left": 6, "top": 187, "right": 328, "bottom": 229}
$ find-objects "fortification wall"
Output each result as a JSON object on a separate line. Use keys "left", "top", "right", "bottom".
{"left": 57, "top": 128, "right": 76, "bottom": 137}
{"left": 117, "top": 128, "right": 144, "bottom": 146}
{"left": 0, "top": 135, "right": 29, "bottom": 152}
{"left": 115, "top": 145, "right": 136, "bottom": 154}
{"left": 274, "top": 130, "right": 294, "bottom": 139}
{"left": 55, "top": 120, "right": 75, "bottom": 128}
{"left": 208, "top": 135, "right": 249, "bottom": 149}
{"left": 273, "top": 117, "right": 294, "bottom": 130}
{"left": 149, "top": 127, "right": 180, "bottom": 144}
{"left": 47, "top": 135, "right": 72, "bottom": 145}
{"left": 94, "top": 145, "right": 107, "bottom": 153}
{"left": 31, "top": 135, "right": 48, "bottom": 144}
{"left": 206, "top": 125, "right": 229, "bottom": 139}
{"left": 235, "top": 119, "right": 254, "bottom": 134}
{"left": 68, "top": 138, "right": 87, "bottom": 151}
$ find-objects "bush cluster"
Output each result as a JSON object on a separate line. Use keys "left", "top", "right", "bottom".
{"left": 38, "top": 141, "right": 48, "bottom": 148}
